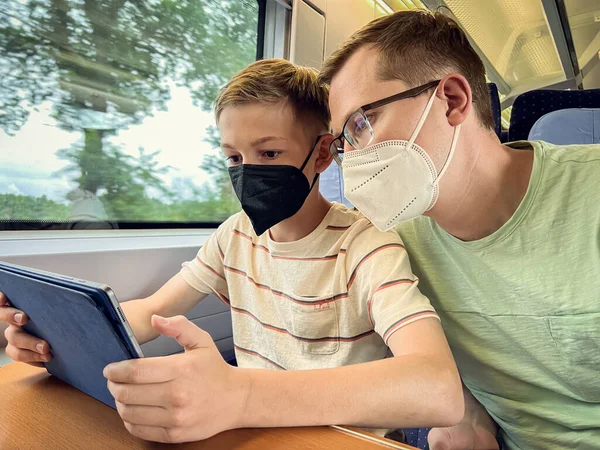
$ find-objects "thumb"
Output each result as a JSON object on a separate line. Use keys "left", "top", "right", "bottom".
{"left": 151, "top": 315, "right": 212, "bottom": 351}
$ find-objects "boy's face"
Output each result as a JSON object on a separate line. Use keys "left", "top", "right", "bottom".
{"left": 219, "top": 102, "right": 332, "bottom": 178}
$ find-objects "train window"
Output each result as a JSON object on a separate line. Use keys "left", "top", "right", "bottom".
{"left": 0, "top": 0, "right": 264, "bottom": 230}
{"left": 565, "top": 0, "right": 600, "bottom": 89}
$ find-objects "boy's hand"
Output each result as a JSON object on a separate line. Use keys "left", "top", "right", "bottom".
{"left": 0, "top": 291, "right": 51, "bottom": 366}
{"left": 104, "top": 315, "right": 250, "bottom": 443}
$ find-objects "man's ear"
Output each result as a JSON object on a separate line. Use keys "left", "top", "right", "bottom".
{"left": 437, "top": 73, "right": 472, "bottom": 127}
{"left": 314, "top": 134, "right": 334, "bottom": 174}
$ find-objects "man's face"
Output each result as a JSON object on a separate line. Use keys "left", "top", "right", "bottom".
{"left": 328, "top": 46, "right": 454, "bottom": 172}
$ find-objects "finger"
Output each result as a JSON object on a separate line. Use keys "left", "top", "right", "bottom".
{"left": 0, "top": 291, "right": 7, "bottom": 306}
{"left": 103, "top": 356, "right": 181, "bottom": 384}
{"left": 123, "top": 422, "right": 183, "bottom": 444}
{"left": 0, "top": 306, "right": 28, "bottom": 326}
{"left": 5, "top": 325, "right": 50, "bottom": 354}
{"left": 151, "top": 315, "right": 212, "bottom": 351}
{"left": 5, "top": 344, "right": 51, "bottom": 364}
{"left": 27, "top": 362, "right": 46, "bottom": 368}
{"left": 107, "top": 380, "right": 176, "bottom": 407}
{"left": 116, "top": 402, "right": 179, "bottom": 428}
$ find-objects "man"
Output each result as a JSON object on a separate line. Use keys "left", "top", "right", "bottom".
{"left": 320, "top": 10, "right": 600, "bottom": 450}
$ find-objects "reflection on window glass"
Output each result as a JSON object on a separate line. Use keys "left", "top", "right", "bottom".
{"left": 0, "top": 0, "right": 259, "bottom": 229}
{"left": 501, "top": 106, "right": 512, "bottom": 129}
{"left": 564, "top": 0, "right": 600, "bottom": 89}
{"left": 445, "top": 0, "right": 564, "bottom": 90}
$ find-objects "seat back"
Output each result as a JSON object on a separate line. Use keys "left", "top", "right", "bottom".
{"left": 529, "top": 108, "right": 600, "bottom": 145}
{"left": 509, "top": 89, "right": 600, "bottom": 142}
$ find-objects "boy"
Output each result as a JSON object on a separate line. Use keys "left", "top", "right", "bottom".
{"left": 1, "top": 59, "right": 462, "bottom": 443}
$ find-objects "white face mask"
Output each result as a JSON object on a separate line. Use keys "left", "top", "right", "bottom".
{"left": 342, "top": 87, "right": 461, "bottom": 231}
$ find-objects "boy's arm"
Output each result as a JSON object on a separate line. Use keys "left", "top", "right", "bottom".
{"left": 121, "top": 273, "right": 207, "bottom": 345}
{"left": 237, "top": 315, "right": 462, "bottom": 429}
{"left": 234, "top": 227, "right": 464, "bottom": 428}
{"left": 103, "top": 225, "right": 462, "bottom": 442}
{"left": 122, "top": 220, "right": 232, "bottom": 344}
{"left": 104, "top": 314, "right": 463, "bottom": 444}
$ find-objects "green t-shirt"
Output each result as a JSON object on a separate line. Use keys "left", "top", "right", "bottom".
{"left": 396, "top": 141, "right": 600, "bottom": 450}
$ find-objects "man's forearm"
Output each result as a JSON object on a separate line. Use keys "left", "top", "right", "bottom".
{"left": 235, "top": 354, "right": 463, "bottom": 430}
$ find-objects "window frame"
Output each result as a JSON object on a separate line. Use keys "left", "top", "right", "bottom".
{"left": 1, "top": 0, "right": 272, "bottom": 233}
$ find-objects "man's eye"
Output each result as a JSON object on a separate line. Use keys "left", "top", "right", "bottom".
{"left": 350, "top": 115, "right": 369, "bottom": 134}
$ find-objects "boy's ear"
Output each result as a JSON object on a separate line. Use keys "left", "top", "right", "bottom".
{"left": 314, "top": 134, "right": 334, "bottom": 174}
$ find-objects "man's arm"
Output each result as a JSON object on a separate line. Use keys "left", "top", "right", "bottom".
{"left": 237, "top": 316, "right": 463, "bottom": 429}
{"left": 121, "top": 273, "right": 207, "bottom": 345}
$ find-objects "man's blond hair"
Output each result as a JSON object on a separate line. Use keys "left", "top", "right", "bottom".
{"left": 215, "top": 58, "right": 330, "bottom": 133}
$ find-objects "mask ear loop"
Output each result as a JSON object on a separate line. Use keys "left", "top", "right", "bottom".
{"left": 407, "top": 87, "right": 439, "bottom": 150}
{"left": 434, "top": 124, "right": 461, "bottom": 184}
{"left": 405, "top": 86, "right": 461, "bottom": 185}
{"left": 300, "top": 135, "right": 324, "bottom": 190}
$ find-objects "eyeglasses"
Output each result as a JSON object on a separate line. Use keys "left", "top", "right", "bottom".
{"left": 330, "top": 80, "right": 441, "bottom": 165}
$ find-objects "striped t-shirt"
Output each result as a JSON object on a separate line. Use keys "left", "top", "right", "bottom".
{"left": 180, "top": 202, "right": 437, "bottom": 370}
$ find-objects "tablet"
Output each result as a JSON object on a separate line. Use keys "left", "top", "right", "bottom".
{"left": 0, "top": 261, "right": 143, "bottom": 408}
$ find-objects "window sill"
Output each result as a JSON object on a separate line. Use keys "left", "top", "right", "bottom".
{"left": 0, "top": 229, "right": 216, "bottom": 257}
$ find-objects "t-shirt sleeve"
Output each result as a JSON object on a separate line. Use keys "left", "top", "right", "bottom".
{"left": 345, "top": 224, "right": 438, "bottom": 345}
{"left": 179, "top": 219, "right": 232, "bottom": 304}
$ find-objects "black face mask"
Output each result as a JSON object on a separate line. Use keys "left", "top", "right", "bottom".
{"left": 228, "top": 136, "right": 322, "bottom": 236}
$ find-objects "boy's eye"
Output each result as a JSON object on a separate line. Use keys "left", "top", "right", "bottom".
{"left": 226, "top": 155, "right": 242, "bottom": 166}
{"left": 262, "top": 150, "right": 281, "bottom": 160}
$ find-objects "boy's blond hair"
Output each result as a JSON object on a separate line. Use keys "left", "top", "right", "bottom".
{"left": 214, "top": 58, "right": 330, "bottom": 134}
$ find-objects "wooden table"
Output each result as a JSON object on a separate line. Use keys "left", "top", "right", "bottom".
{"left": 0, "top": 363, "right": 417, "bottom": 450}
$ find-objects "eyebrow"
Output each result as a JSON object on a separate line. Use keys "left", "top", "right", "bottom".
{"left": 331, "top": 113, "right": 353, "bottom": 137}
{"left": 332, "top": 103, "right": 362, "bottom": 136}
{"left": 251, "top": 136, "right": 288, "bottom": 146}
{"left": 221, "top": 136, "right": 288, "bottom": 150}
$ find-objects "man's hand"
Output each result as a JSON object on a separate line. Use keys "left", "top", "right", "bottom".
{"left": 104, "top": 315, "right": 250, "bottom": 443}
{"left": 428, "top": 423, "right": 499, "bottom": 450}
{"left": 0, "top": 291, "right": 52, "bottom": 367}
{"left": 428, "top": 386, "right": 499, "bottom": 450}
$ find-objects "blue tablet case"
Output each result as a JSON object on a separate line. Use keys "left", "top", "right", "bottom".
{"left": 0, "top": 269, "right": 132, "bottom": 408}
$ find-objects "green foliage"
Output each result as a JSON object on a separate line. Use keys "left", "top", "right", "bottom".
{"left": 0, "top": 194, "right": 69, "bottom": 221}
{"left": 0, "top": 0, "right": 256, "bottom": 223}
